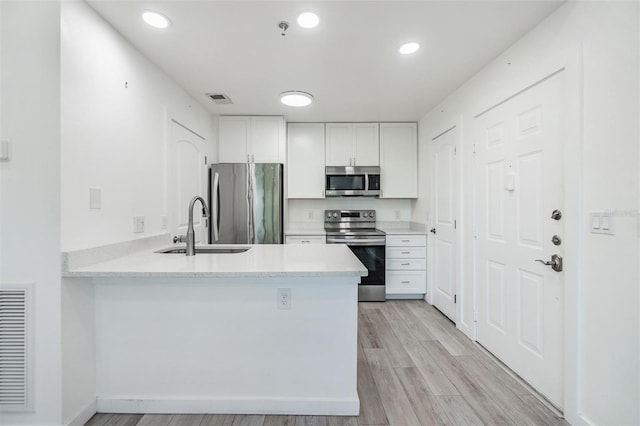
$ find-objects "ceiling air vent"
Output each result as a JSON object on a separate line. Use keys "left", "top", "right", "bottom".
{"left": 206, "top": 93, "right": 233, "bottom": 105}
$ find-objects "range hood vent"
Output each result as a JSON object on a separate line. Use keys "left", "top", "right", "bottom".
{"left": 206, "top": 93, "right": 233, "bottom": 105}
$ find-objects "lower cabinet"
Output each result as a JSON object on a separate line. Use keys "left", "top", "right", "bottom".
{"left": 386, "top": 234, "right": 427, "bottom": 295}
{"left": 285, "top": 235, "right": 326, "bottom": 244}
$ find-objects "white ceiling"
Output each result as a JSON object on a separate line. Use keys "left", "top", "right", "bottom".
{"left": 87, "top": 0, "right": 564, "bottom": 122}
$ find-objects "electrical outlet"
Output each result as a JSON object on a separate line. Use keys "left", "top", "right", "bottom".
{"left": 277, "top": 288, "right": 291, "bottom": 310}
{"left": 89, "top": 187, "right": 101, "bottom": 210}
{"left": 161, "top": 215, "right": 168, "bottom": 230}
{"left": 133, "top": 216, "right": 145, "bottom": 233}
{"left": 394, "top": 210, "right": 401, "bottom": 220}
{"left": 308, "top": 210, "right": 314, "bottom": 220}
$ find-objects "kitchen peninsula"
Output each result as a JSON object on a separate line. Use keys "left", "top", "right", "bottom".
{"left": 63, "top": 240, "right": 367, "bottom": 416}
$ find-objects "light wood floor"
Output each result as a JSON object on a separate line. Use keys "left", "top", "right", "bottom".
{"left": 85, "top": 300, "right": 566, "bottom": 426}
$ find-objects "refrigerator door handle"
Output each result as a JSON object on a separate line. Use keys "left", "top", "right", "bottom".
{"left": 212, "top": 172, "right": 220, "bottom": 241}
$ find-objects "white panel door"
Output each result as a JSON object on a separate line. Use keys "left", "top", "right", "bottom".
{"left": 251, "top": 116, "right": 283, "bottom": 163}
{"left": 475, "top": 73, "right": 564, "bottom": 407}
{"left": 287, "top": 123, "right": 325, "bottom": 199}
{"left": 218, "top": 116, "right": 249, "bottom": 163}
{"left": 354, "top": 123, "right": 379, "bottom": 166}
{"left": 168, "top": 121, "right": 207, "bottom": 244}
{"left": 325, "top": 123, "right": 354, "bottom": 166}
{"left": 432, "top": 126, "right": 457, "bottom": 322}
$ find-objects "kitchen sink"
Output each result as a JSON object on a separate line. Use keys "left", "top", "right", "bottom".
{"left": 156, "top": 246, "right": 251, "bottom": 254}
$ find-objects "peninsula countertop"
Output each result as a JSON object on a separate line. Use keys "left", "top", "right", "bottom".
{"left": 63, "top": 243, "right": 368, "bottom": 278}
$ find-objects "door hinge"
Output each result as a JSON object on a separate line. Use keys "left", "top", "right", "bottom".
{"left": 454, "top": 294, "right": 457, "bottom": 304}
{"left": 454, "top": 146, "right": 457, "bottom": 155}
{"left": 454, "top": 219, "right": 457, "bottom": 229}
{"left": 204, "top": 156, "right": 208, "bottom": 164}
{"left": 473, "top": 143, "right": 476, "bottom": 154}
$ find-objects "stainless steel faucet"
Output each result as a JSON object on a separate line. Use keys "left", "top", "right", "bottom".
{"left": 173, "top": 196, "right": 210, "bottom": 256}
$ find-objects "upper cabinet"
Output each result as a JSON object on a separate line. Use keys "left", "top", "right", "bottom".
{"left": 287, "top": 123, "right": 325, "bottom": 199}
{"left": 380, "top": 122, "right": 418, "bottom": 198}
{"left": 325, "top": 123, "right": 379, "bottom": 166}
{"left": 218, "top": 116, "right": 285, "bottom": 163}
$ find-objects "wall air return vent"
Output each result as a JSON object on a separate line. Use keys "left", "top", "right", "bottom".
{"left": 206, "top": 93, "right": 233, "bottom": 105}
{"left": 0, "top": 284, "right": 33, "bottom": 411}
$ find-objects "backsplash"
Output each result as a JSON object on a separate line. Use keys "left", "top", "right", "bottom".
{"left": 287, "top": 198, "right": 412, "bottom": 224}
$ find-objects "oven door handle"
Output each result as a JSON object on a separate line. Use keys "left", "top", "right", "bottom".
{"left": 326, "top": 237, "right": 386, "bottom": 246}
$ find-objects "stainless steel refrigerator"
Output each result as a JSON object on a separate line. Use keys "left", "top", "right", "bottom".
{"left": 208, "top": 163, "right": 283, "bottom": 244}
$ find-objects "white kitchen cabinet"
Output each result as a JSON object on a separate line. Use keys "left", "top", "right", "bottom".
{"left": 285, "top": 235, "right": 326, "bottom": 244}
{"left": 386, "top": 234, "right": 426, "bottom": 295}
{"left": 379, "top": 122, "right": 417, "bottom": 198}
{"left": 287, "top": 123, "right": 325, "bottom": 199}
{"left": 325, "top": 123, "right": 379, "bottom": 166}
{"left": 218, "top": 116, "right": 284, "bottom": 163}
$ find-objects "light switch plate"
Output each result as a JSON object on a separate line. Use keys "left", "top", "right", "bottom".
{"left": 89, "top": 188, "right": 101, "bottom": 210}
{"left": 590, "top": 211, "right": 614, "bottom": 235}
{"left": 0, "top": 139, "right": 10, "bottom": 161}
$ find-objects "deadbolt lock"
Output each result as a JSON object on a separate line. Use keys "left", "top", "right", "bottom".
{"left": 552, "top": 235, "right": 562, "bottom": 246}
{"left": 551, "top": 210, "right": 562, "bottom": 220}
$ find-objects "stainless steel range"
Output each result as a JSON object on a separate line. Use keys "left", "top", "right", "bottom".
{"left": 325, "top": 210, "right": 386, "bottom": 302}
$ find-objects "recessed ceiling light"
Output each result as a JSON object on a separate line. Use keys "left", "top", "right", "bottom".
{"left": 399, "top": 42, "right": 420, "bottom": 55}
{"left": 141, "top": 10, "right": 171, "bottom": 29}
{"left": 280, "top": 91, "right": 314, "bottom": 107}
{"left": 297, "top": 12, "right": 320, "bottom": 29}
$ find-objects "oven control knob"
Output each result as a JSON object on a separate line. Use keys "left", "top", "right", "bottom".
{"left": 333, "top": 212, "right": 338, "bottom": 218}
{"left": 326, "top": 212, "right": 332, "bottom": 218}
{"left": 370, "top": 212, "right": 375, "bottom": 218}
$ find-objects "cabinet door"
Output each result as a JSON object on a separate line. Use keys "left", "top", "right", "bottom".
{"left": 218, "top": 116, "right": 250, "bottom": 163}
{"left": 325, "top": 123, "right": 354, "bottom": 166}
{"left": 251, "top": 116, "right": 283, "bottom": 163}
{"left": 380, "top": 123, "right": 417, "bottom": 198}
{"left": 354, "top": 123, "right": 379, "bottom": 166}
{"left": 287, "top": 123, "right": 325, "bottom": 198}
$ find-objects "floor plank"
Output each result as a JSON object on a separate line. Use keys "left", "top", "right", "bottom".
{"left": 436, "top": 395, "right": 484, "bottom": 426}
{"left": 83, "top": 300, "right": 565, "bottom": 426}
{"left": 230, "top": 415, "right": 264, "bottom": 426}
{"left": 356, "top": 345, "right": 388, "bottom": 426}
{"left": 394, "top": 366, "right": 452, "bottom": 425}
{"left": 201, "top": 414, "right": 235, "bottom": 426}
{"left": 137, "top": 415, "right": 173, "bottom": 426}
{"left": 363, "top": 348, "right": 420, "bottom": 426}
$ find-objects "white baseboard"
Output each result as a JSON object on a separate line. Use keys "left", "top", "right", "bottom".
{"left": 66, "top": 399, "right": 97, "bottom": 426}
{"left": 385, "top": 294, "right": 425, "bottom": 300}
{"left": 96, "top": 396, "right": 359, "bottom": 416}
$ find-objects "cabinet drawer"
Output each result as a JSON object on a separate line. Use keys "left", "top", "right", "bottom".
{"left": 387, "top": 247, "right": 426, "bottom": 259}
{"left": 285, "top": 236, "right": 325, "bottom": 245}
{"left": 386, "top": 271, "right": 426, "bottom": 294}
{"left": 386, "top": 235, "right": 426, "bottom": 247}
{"left": 386, "top": 259, "right": 426, "bottom": 271}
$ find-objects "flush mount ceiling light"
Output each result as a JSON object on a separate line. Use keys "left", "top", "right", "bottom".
{"left": 297, "top": 12, "right": 320, "bottom": 29}
{"left": 280, "top": 91, "right": 314, "bottom": 107}
{"left": 141, "top": 10, "right": 171, "bottom": 28}
{"left": 399, "top": 42, "right": 420, "bottom": 55}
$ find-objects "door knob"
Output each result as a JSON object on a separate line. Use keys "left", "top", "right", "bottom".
{"left": 535, "top": 254, "right": 563, "bottom": 272}
{"left": 430, "top": 228, "right": 436, "bottom": 234}
{"left": 551, "top": 210, "right": 562, "bottom": 220}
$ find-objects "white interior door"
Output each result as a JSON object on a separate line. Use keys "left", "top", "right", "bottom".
{"left": 475, "top": 73, "right": 565, "bottom": 408}
{"left": 432, "top": 126, "right": 458, "bottom": 322}
{"left": 167, "top": 120, "right": 207, "bottom": 244}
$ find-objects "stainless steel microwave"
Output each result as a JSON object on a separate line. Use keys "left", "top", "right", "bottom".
{"left": 325, "top": 166, "right": 381, "bottom": 197}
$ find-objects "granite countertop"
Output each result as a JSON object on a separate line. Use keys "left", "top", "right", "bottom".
{"left": 63, "top": 243, "right": 367, "bottom": 278}
{"left": 377, "top": 221, "right": 428, "bottom": 235}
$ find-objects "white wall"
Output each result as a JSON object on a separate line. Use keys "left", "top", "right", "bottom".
{"left": 0, "top": 1, "right": 63, "bottom": 425}
{"left": 288, "top": 199, "right": 412, "bottom": 226}
{"left": 413, "top": 2, "right": 639, "bottom": 425}
{"left": 60, "top": 1, "right": 215, "bottom": 252}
